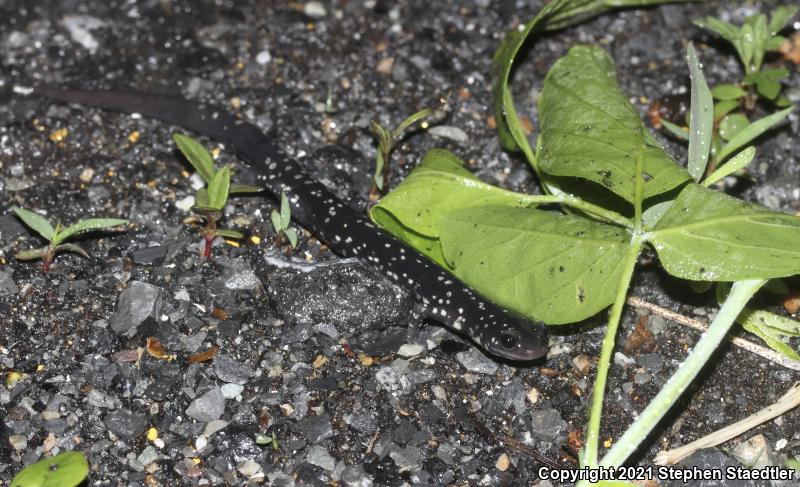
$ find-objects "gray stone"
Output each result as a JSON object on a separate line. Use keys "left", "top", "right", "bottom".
{"left": 0, "top": 214, "right": 27, "bottom": 241}
{"left": 296, "top": 413, "right": 333, "bottom": 443}
{"left": 456, "top": 349, "right": 498, "bottom": 375}
{"left": 0, "top": 268, "right": 18, "bottom": 296}
{"left": 131, "top": 245, "right": 168, "bottom": 264}
{"left": 221, "top": 383, "right": 244, "bottom": 399}
{"left": 397, "top": 344, "right": 424, "bottom": 358}
{"left": 428, "top": 125, "right": 469, "bottom": 143}
{"left": 530, "top": 408, "right": 566, "bottom": 440}
{"left": 638, "top": 353, "right": 663, "bottom": 373}
{"left": 213, "top": 354, "right": 255, "bottom": 384}
{"left": 306, "top": 445, "right": 336, "bottom": 471}
{"left": 221, "top": 259, "right": 261, "bottom": 290}
{"left": 389, "top": 445, "right": 420, "bottom": 472}
{"left": 646, "top": 315, "right": 668, "bottom": 335}
{"left": 203, "top": 419, "right": 229, "bottom": 437}
{"left": 110, "top": 281, "right": 161, "bottom": 336}
{"left": 341, "top": 464, "right": 373, "bottom": 487}
{"left": 137, "top": 445, "right": 159, "bottom": 465}
{"left": 8, "top": 434, "right": 27, "bottom": 450}
{"left": 267, "top": 471, "right": 296, "bottom": 487}
{"left": 105, "top": 410, "right": 147, "bottom": 440}
{"left": 186, "top": 387, "right": 225, "bottom": 422}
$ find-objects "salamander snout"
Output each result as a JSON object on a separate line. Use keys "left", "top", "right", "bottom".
{"left": 484, "top": 314, "right": 549, "bottom": 361}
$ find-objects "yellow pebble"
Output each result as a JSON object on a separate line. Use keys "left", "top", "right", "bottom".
{"left": 192, "top": 457, "right": 201, "bottom": 465}
{"left": 225, "top": 240, "right": 240, "bottom": 248}
{"left": 358, "top": 353, "right": 374, "bottom": 367}
{"left": 250, "top": 235, "right": 261, "bottom": 245}
{"left": 603, "top": 438, "right": 613, "bottom": 448}
{"left": 211, "top": 147, "right": 221, "bottom": 158}
{"left": 6, "top": 371, "right": 23, "bottom": 388}
{"left": 147, "top": 427, "right": 159, "bottom": 441}
{"left": 49, "top": 128, "right": 68, "bottom": 142}
{"left": 312, "top": 355, "right": 328, "bottom": 369}
{"left": 36, "top": 364, "right": 44, "bottom": 372}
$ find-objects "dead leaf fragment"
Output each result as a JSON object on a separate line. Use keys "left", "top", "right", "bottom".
{"left": 784, "top": 291, "right": 800, "bottom": 315}
{"left": 188, "top": 346, "right": 218, "bottom": 364}
{"left": 146, "top": 337, "right": 170, "bottom": 360}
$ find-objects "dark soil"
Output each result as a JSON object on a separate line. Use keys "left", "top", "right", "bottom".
{"left": 1, "top": 1, "right": 799, "bottom": 486}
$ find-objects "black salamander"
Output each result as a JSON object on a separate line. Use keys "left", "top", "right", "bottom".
{"left": 32, "top": 86, "right": 549, "bottom": 361}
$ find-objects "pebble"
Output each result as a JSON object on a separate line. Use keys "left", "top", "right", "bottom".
{"left": 255, "top": 49, "right": 272, "bottom": 65}
{"left": 341, "top": 464, "right": 373, "bottom": 487}
{"left": 105, "top": 410, "right": 148, "bottom": 440}
{"left": 456, "top": 349, "right": 498, "bottom": 375}
{"left": 0, "top": 268, "right": 19, "bottom": 296}
{"left": 221, "top": 259, "right": 261, "bottom": 290}
{"left": 203, "top": 419, "right": 229, "bottom": 436}
{"left": 732, "top": 434, "right": 772, "bottom": 468}
{"left": 389, "top": 445, "right": 420, "bottom": 472}
{"left": 306, "top": 445, "right": 336, "bottom": 471}
{"left": 186, "top": 387, "right": 225, "bottom": 422}
{"left": 397, "top": 343, "right": 424, "bottom": 358}
{"left": 9, "top": 434, "right": 27, "bottom": 450}
{"left": 237, "top": 459, "right": 264, "bottom": 478}
{"left": 646, "top": 315, "right": 668, "bottom": 335}
{"left": 137, "top": 445, "right": 159, "bottom": 465}
{"left": 495, "top": 453, "right": 510, "bottom": 471}
{"left": 428, "top": 125, "right": 469, "bottom": 143}
{"left": 213, "top": 354, "right": 255, "bottom": 384}
{"left": 296, "top": 413, "right": 334, "bottom": 442}
{"left": 109, "top": 281, "right": 161, "bottom": 336}
{"left": 175, "top": 195, "right": 195, "bottom": 212}
{"left": 303, "top": 1, "right": 327, "bottom": 18}
{"left": 530, "top": 408, "right": 566, "bottom": 440}
{"left": 220, "top": 383, "right": 244, "bottom": 399}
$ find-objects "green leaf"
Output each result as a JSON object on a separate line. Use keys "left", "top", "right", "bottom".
{"left": 718, "top": 113, "right": 749, "bottom": 141}
{"left": 216, "top": 229, "right": 244, "bottom": 239}
{"left": 13, "top": 207, "right": 55, "bottom": 241}
{"left": 173, "top": 133, "right": 215, "bottom": 183}
{"left": 371, "top": 149, "right": 535, "bottom": 238}
{"left": 641, "top": 200, "right": 674, "bottom": 230}
{"left": 755, "top": 79, "right": 781, "bottom": 100}
{"left": 438, "top": 206, "right": 630, "bottom": 324}
{"left": 711, "top": 84, "right": 747, "bottom": 101}
{"left": 738, "top": 309, "right": 800, "bottom": 360}
{"left": 284, "top": 228, "right": 298, "bottom": 249}
{"left": 764, "top": 278, "right": 789, "bottom": 295}
{"left": 279, "top": 191, "right": 291, "bottom": 229}
{"left": 369, "top": 207, "right": 447, "bottom": 266}
{"left": 694, "top": 17, "right": 740, "bottom": 44}
{"left": 207, "top": 166, "right": 231, "bottom": 210}
{"left": 713, "top": 100, "right": 741, "bottom": 121}
{"left": 538, "top": 46, "right": 690, "bottom": 203}
{"left": 661, "top": 120, "right": 689, "bottom": 141}
{"left": 270, "top": 210, "right": 283, "bottom": 233}
{"left": 647, "top": 183, "right": 800, "bottom": 281}
{"left": 10, "top": 451, "right": 88, "bottom": 487}
{"left": 738, "top": 22, "right": 756, "bottom": 72}
{"left": 702, "top": 146, "right": 756, "bottom": 187}
{"left": 744, "top": 68, "right": 790, "bottom": 84}
{"left": 749, "top": 14, "right": 769, "bottom": 72}
{"left": 768, "top": 5, "right": 799, "bottom": 35}
{"left": 686, "top": 42, "right": 713, "bottom": 182}
{"left": 53, "top": 243, "right": 90, "bottom": 259}
{"left": 229, "top": 184, "right": 262, "bottom": 194}
{"left": 716, "top": 106, "right": 794, "bottom": 163}
{"left": 775, "top": 95, "right": 793, "bottom": 108}
{"left": 14, "top": 248, "right": 48, "bottom": 261}
{"left": 195, "top": 188, "right": 209, "bottom": 208}
{"left": 53, "top": 218, "right": 128, "bottom": 246}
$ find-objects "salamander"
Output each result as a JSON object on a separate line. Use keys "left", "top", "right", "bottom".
{"left": 30, "top": 85, "right": 549, "bottom": 361}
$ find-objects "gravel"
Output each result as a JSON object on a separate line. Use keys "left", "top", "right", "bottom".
{"left": 1, "top": 0, "right": 798, "bottom": 485}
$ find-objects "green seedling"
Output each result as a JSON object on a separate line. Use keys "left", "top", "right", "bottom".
{"left": 661, "top": 6, "right": 799, "bottom": 176}
{"left": 12, "top": 207, "right": 127, "bottom": 273}
{"left": 270, "top": 191, "right": 297, "bottom": 249}
{"left": 369, "top": 98, "right": 447, "bottom": 201}
{"left": 373, "top": 0, "right": 799, "bottom": 478}
{"left": 255, "top": 431, "right": 280, "bottom": 452}
{"left": 10, "top": 451, "right": 88, "bottom": 487}
{"left": 173, "top": 133, "right": 261, "bottom": 258}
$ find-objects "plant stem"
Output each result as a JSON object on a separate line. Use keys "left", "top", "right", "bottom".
{"left": 597, "top": 278, "right": 767, "bottom": 469}
{"left": 582, "top": 234, "right": 643, "bottom": 467}
{"left": 520, "top": 194, "right": 633, "bottom": 228}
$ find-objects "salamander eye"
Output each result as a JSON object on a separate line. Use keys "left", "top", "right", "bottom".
{"left": 499, "top": 332, "right": 517, "bottom": 349}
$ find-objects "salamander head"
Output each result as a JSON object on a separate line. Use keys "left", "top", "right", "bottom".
{"left": 476, "top": 312, "right": 549, "bottom": 361}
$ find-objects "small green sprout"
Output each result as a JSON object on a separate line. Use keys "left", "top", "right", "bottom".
{"left": 369, "top": 98, "right": 448, "bottom": 200}
{"left": 13, "top": 207, "right": 127, "bottom": 273}
{"left": 270, "top": 191, "right": 297, "bottom": 249}
{"left": 695, "top": 6, "right": 798, "bottom": 76}
{"left": 662, "top": 7, "right": 797, "bottom": 178}
{"left": 10, "top": 451, "right": 88, "bottom": 487}
{"left": 173, "top": 133, "right": 261, "bottom": 258}
{"left": 255, "top": 431, "right": 280, "bottom": 452}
